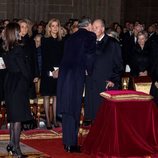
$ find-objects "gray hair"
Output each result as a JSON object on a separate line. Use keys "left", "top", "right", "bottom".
{"left": 78, "top": 17, "right": 91, "bottom": 28}
{"left": 106, "top": 28, "right": 119, "bottom": 41}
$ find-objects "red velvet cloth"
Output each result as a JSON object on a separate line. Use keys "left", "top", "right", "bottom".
{"left": 83, "top": 96, "right": 158, "bottom": 157}
{"left": 104, "top": 90, "right": 149, "bottom": 96}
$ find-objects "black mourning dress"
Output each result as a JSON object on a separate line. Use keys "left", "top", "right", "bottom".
{"left": 129, "top": 43, "right": 150, "bottom": 77}
{"left": 40, "top": 37, "right": 64, "bottom": 96}
{"left": 3, "top": 45, "right": 33, "bottom": 122}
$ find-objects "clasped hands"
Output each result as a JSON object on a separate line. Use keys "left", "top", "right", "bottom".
{"left": 51, "top": 69, "right": 59, "bottom": 78}
{"left": 139, "top": 70, "right": 148, "bottom": 76}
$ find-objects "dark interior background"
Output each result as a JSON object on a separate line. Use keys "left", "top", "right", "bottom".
{"left": 0, "top": 0, "right": 158, "bottom": 26}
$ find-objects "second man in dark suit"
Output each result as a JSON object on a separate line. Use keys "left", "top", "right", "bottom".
{"left": 57, "top": 18, "right": 96, "bottom": 153}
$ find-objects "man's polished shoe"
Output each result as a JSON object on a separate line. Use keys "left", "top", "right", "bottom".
{"left": 83, "top": 120, "right": 92, "bottom": 126}
{"left": 64, "top": 145, "right": 81, "bottom": 153}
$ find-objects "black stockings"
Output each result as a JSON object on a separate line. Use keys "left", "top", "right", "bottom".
{"left": 9, "top": 122, "right": 22, "bottom": 154}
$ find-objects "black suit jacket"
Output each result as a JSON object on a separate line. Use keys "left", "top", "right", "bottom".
{"left": 92, "top": 35, "right": 123, "bottom": 87}
{"left": 57, "top": 28, "right": 96, "bottom": 120}
{"left": 84, "top": 34, "right": 123, "bottom": 120}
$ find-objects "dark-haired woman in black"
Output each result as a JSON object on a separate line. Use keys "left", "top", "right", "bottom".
{"left": 3, "top": 22, "right": 32, "bottom": 157}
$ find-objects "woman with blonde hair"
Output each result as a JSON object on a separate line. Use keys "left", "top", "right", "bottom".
{"left": 45, "top": 18, "right": 62, "bottom": 40}
{"left": 18, "top": 19, "right": 33, "bottom": 37}
{"left": 18, "top": 19, "right": 39, "bottom": 106}
{"left": 40, "top": 18, "right": 64, "bottom": 129}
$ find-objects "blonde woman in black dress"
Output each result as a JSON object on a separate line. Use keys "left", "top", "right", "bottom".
{"left": 3, "top": 22, "right": 32, "bottom": 158}
{"left": 40, "top": 18, "right": 64, "bottom": 129}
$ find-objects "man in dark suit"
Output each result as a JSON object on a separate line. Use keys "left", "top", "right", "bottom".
{"left": 150, "top": 59, "right": 158, "bottom": 105}
{"left": 122, "top": 23, "right": 143, "bottom": 69}
{"left": 56, "top": 17, "right": 96, "bottom": 153}
{"left": 148, "top": 25, "right": 158, "bottom": 104}
{"left": 122, "top": 23, "right": 133, "bottom": 68}
{"left": 84, "top": 19, "right": 123, "bottom": 122}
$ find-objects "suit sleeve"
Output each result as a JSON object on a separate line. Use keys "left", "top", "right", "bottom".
{"left": 85, "top": 32, "right": 96, "bottom": 76}
{"left": 110, "top": 41, "right": 123, "bottom": 83}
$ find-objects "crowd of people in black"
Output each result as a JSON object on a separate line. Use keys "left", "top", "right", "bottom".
{"left": 0, "top": 17, "right": 158, "bottom": 156}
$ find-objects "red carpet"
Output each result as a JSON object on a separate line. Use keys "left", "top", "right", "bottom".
{"left": 0, "top": 126, "right": 91, "bottom": 157}
{"left": 22, "top": 139, "right": 91, "bottom": 158}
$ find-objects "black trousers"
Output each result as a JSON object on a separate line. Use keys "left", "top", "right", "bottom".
{"left": 62, "top": 113, "right": 79, "bottom": 146}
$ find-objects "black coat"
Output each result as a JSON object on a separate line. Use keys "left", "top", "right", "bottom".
{"left": 150, "top": 41, "right": 158, "bottom": 105}
{"left": 150, "top": 61, "right": 158, "bottom": 105}
{"left": 40, "top": 37, "right": 64, "bottom": 96}
{"left": 22, "top": 34, "right": 39, "bottom": 99}
{"left": 57, "top": 28, "right": 96, "bottom": 121}
{"left": 0, "top": 39, "right": 6, "bottom": 102}
{"left": 3, "top": 45, "right": 33, "bottom": 122}
{"left": 129, "top": 43, "right": 150, "bottom": 77}
{"left": 122, "top": 31, "right": 134, "bottom": 67}
{"left": 85, "top": 35, "right": 123, "bottom": 120}
{"left": 21, "top": 34, "right": 39, "bottom": 79}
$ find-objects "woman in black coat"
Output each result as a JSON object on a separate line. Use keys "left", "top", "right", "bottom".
{"left": 129, "top": 31, "right": 150, "bottom": 77}
{"left": 3, "top": 22, "right": 33, "bottom": 157}
{"left": 18, "top": 19, "right": 39, "bottom": 101}
{"left": 40, "top": 18, "right": 64, "bottom": 129}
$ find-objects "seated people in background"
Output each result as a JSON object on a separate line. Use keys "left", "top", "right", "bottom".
{"left": 34, "top": 34, "right": 42, "bottom": 76}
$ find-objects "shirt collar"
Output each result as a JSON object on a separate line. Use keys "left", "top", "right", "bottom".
{"left": 97, "top": 34, "right": 105, "bottom": 41}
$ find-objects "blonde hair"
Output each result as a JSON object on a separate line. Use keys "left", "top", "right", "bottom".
{"left": 18, "top": 19, "right": 33, "bottom": 37}
{"left": 45, "top": 18, "right": 62, "bottom": 40}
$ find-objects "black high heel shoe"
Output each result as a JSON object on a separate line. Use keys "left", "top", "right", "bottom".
{"left": 12, "top": 146, "right": 27, "bottom": 158}
{"left": 46, "top": 126, "right": 52, "bottom": 130}
{"left": 46, "top": 122, "right": 52, "bottom": 130}
{"left": 64, "top": 145, "right": 81, "bottom": 153}
{"left": 6, "top": 144, "right": 14, "bottom": 155}
{"left": 53, "top": 123, "right": 60, "bottom": 128}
